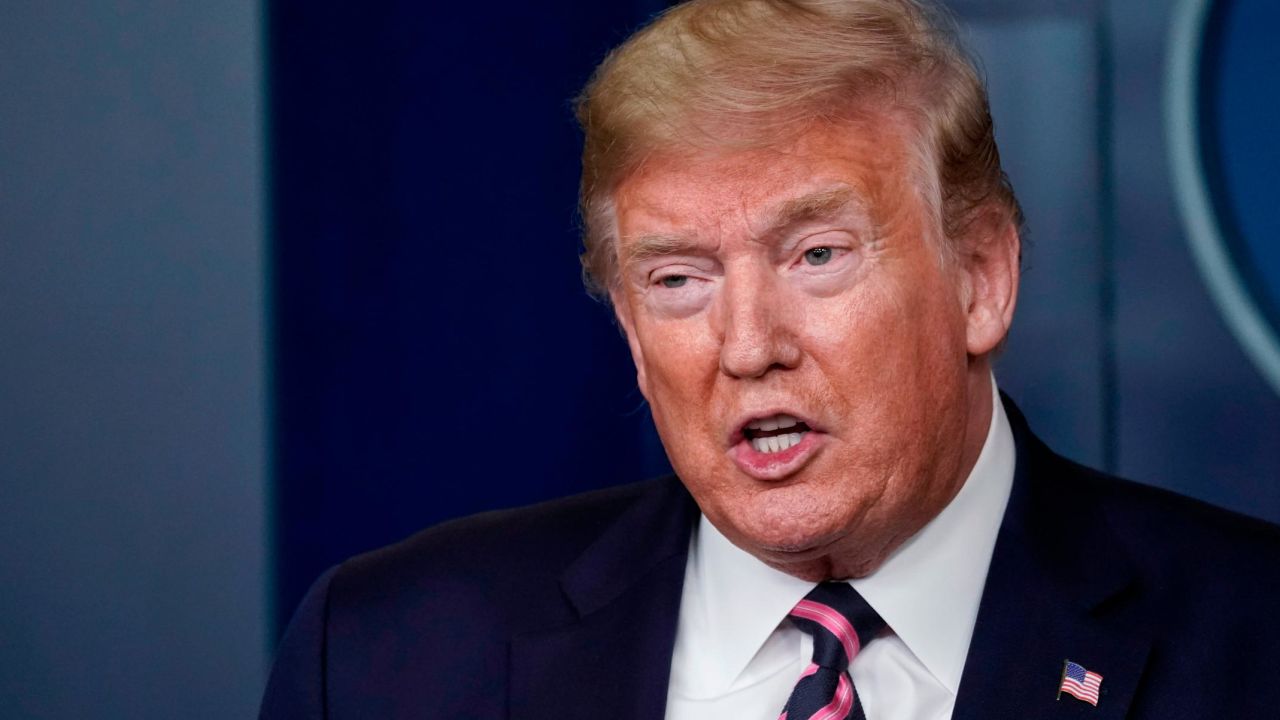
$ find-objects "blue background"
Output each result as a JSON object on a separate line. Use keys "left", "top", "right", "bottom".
{"left": 1202, "top": 0, "right": 1280, "bottom": 327}
{"left": 268, "top": 0, "right": 674, "bottom": 634}
{"left": 1, "top": 0, "right": 1277, "bottom": 717}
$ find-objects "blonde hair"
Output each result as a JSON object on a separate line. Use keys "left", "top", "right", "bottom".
{"left": 575, "top": 0, "right": 1022, "bottom": 298}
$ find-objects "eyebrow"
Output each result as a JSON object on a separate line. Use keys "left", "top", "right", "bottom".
{"left": 618, "top": 185, "right": 860, "bottom": 270}
{"left": 619, "top": 232, "right": 704, "bottom": 268}
{"left": 763, "top": 185, "right": 857, "bottom": 232}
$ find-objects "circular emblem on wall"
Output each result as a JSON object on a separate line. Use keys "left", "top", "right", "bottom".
{"left": 1168, "top": 0, "right": 1280, "bottom": 395}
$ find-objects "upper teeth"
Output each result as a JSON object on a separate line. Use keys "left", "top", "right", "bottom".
{"left": 751, "top": 432, "right": 805, "bottom": 454}
{"left": 746, "top": 414, "right": 801, "bottom": 432}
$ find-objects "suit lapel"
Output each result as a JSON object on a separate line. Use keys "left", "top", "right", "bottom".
{"left": 953, "top": 400, "right": 1151, "bottom": 720}
{"left": 509, "top": 477, "right": 698, "bottom": 720}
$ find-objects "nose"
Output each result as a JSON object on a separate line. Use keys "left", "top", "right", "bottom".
{"left": 715, "top": 266, "right": 802, "bottom": 379}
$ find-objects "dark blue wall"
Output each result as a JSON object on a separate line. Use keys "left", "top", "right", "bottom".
{"left": 268, "top": 0, "right": 675, "bottom": 631}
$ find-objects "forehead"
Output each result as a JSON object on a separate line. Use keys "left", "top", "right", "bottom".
{"left": 612, "top": 117, "right": 925, "bottom": 238}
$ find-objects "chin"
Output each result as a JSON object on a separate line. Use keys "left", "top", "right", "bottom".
{"left": 754, "top": 541, "right": 884, "bottom": 581}
{"left": 712, "top": 491, "right": 893, "bottom": 579}
{"left": 754, "top": 535, "right": 889, "bottom": 581}
{"left": 725, "top": 504, "right": 849, "bottom": 558}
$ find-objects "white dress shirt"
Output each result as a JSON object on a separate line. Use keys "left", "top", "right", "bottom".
{"left": 665, "top": 381, "right": 1015, "bottom": 720}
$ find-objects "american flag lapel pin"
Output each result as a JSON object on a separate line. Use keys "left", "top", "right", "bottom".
{"left": 1057, "top": 659, "right": 1104, "bottom": 706}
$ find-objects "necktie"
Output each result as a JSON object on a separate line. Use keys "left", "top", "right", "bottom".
{"left": 779, "top": 582, "right": 887, "bottom": 720}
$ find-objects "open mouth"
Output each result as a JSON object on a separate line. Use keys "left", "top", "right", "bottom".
{"left": 742, "top": 414, "right": 812, "bottom": 454}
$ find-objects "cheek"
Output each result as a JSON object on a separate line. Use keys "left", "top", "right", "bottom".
{"left": 634, "top": 320, "right": 720, "bottom": 424}
{"left": 799, "top": 273, "right": 967, "bottom": 431}
{"left": 799, "top": 289, "right": 901, "bottom": 383}
{"left": 638, "top": 319, "right": 712, "bottom": 376}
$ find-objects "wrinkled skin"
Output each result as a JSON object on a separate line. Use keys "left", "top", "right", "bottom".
{"left": 609, "top": 116, "right": 1019, "bottom": 581}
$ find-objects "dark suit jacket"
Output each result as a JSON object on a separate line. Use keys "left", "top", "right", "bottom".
{"left": 260, "top": 402, "right": 1280, "bottom": 718}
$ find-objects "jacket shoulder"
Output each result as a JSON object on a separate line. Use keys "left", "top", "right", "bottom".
{"left": 262, "top": 477, "right": 689, "bottom": 718}
{"left": 1052, "top": 452, "right": 1280, "bottom": 611}
{"left": 325, "top": 475, "right": 682, "bottom": 628}
{"left": 1081, "top": 458, "right": 1280, "bottom": 564}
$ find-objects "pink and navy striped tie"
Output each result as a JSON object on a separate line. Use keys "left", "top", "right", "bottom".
{"left": 779, "top": 582, "right": 887, "bottom": 720}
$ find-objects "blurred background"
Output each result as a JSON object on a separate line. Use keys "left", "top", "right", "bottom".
{"left": 2, "top": 0, "right": 1277, "bottom": 717}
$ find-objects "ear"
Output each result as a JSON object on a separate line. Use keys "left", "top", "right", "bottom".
{"left": 609, "top": 286, "right": 652, "bottom": 400}
{"left": 960, "top": 207, "right": 1020, "bottom": 357}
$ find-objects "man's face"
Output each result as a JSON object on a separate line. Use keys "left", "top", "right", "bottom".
{"left": 610, "top": 117, "right": 1007, "bottom": 580}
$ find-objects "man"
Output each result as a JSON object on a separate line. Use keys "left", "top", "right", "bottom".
{"left": 260, "top": 1, "right": 1280, "bottom": 718}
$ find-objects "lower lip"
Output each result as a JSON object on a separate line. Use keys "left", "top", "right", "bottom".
{"left": 727, "top": 431, "right": 825, "bottom": 480}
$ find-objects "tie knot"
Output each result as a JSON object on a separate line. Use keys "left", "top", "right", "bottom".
{"left": 788, "top": 582, "right": 885, "bottom": 671}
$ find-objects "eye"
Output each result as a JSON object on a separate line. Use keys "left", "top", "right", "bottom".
{"left": 660, "top": 275, "right": 689, "bottom": 288}
{"left": 803, "top": 247, "right": 833, "bottom": 266}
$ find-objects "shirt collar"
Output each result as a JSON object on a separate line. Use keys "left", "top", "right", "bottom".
{"left": 677, "top": 379, "right": 1015, "bottom": 696}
